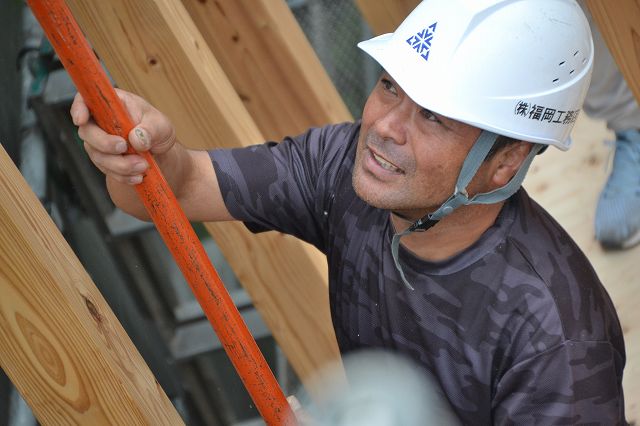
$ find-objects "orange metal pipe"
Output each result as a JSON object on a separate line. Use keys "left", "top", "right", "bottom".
{"left": 27, "top": 1, "right": 296, "bottom": 424}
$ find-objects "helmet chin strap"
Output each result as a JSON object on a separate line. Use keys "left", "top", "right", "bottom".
{"left": 391, "top": 130, "right": 543, "bottom": 290}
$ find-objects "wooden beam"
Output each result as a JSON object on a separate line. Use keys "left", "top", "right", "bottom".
{"left": 584, "top": 0, "right": 640, "bottom": 104}
{"left": 0, "top": 146, "right": 183, "bottom": 424}
{"left": 64, "top": 0, "right": 342, "bottom": 387}
{"left": 182, "top": 0, "right": 352, "bottom": 141}
{"left": 354, "top": 0, "right": 418, "bottom": 36}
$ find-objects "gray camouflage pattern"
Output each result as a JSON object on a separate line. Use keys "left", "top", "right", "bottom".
{"left": 210, "top": 122, "right": 626, "bottom": 425}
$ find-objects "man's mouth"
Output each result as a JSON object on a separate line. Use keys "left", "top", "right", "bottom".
{"left": 370, "top": 150, "right": 404, "bottom": 173}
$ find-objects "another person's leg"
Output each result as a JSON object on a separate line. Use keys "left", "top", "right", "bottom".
{"left": 581, "top": 3, "right": 640, "bottom": 249}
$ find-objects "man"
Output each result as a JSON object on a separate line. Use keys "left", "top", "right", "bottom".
{"left": 71, "top": 0, "right": 626, "bottom": 423}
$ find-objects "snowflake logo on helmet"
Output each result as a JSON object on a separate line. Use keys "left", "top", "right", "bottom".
{"left": 406, "top": 22, "right": 438, "bottom": 62}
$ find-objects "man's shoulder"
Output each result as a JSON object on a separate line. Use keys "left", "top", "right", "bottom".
{"left": 294, "top": 121, "right": 360, "bottom": 146}
{"left": 508, "top": 190, "right": 592, "bottom": 274}
{"left": 505, "top": 190, "right": 622, "bottom": 343}
{"left": 285, "top": 121, "right": 360, "bottom": 173}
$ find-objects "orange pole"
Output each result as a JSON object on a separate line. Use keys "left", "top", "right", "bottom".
{"left": 26, "top": 1, "right": 296, "bottom": 424}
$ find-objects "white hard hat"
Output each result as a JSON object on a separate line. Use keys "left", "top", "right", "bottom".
{"left": 358, "top": 0, "right": 594, "bottom": 151}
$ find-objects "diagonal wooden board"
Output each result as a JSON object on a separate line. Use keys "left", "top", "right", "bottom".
{"left": 584, "top": 1, "right": 640, "bottom": 112}
{"left": 0, "top": 145, "right": 184, "bottom": 424}
{"left": 353, "top": 0, "right": 419, "bottom": 36}
{"left": 64, "top": 0, "right": 344, "bottom": 390}
{"left": 181, "top": 0, "right": 352, "bottom": 141}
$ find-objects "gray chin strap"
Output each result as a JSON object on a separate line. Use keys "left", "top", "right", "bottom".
{"left": 391, "top": 130, "right": 543, "bottom": 290}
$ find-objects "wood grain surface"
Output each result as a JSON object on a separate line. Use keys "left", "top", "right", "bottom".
{"left": 0, "top": 146, "right": 183, "bottom": 425}
{"left": 182, "top": 0, "right": 352, "bottom": 141}
{"left": 585, "top": 0, "right": 640, "bottom": 105}
{"left": 354, "top": 0, "right": 419, "bottom": 36}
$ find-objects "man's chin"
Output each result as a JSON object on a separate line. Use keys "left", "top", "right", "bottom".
{"left": 352, "top": 175, "right": 395, "bottom": 210}
{"left": 352, "top": 174, "right": 441, "bottom": 218}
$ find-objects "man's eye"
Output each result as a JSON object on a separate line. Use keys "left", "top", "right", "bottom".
{"left": 380, "top": 78, "right": 397, "bottom": 95}
{"left": 420, "top": 108, "right": 441, "bottom": 123}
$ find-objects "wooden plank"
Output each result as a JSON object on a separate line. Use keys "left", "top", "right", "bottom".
{"left": 584, "top": 0, "right": 640, "bottom": 104}
{"left": 182, "top": 0, "right": 352, "bottom": 141}
{"left": 0, "top": 146, "right": 183, "bottom": 425}
{"left": 65, "top": 0, "right": 341, "bottom": 387}
{"left": 354, "top": 0, "right": 419, "bottom": 36}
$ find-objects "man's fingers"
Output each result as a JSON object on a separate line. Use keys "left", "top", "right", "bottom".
{"left": 116, "top": 89, "right": 176, "bottom": 154}
{"left": 70, "top": 92, "right": 90, "bottom": 126}
{"left": 72, "top": 88, "right": 174, "bottom": 186}
{"left": 128, "top": 126, "right": 152, "bottom": 152}
{"left": 78, "top": 121, "right": 128, "bottom": 154}
{"left": 128, "top": 110, "right": 176, "bottom": 155}
{"left": 84, "top": 142, "right": 148, "bottom": 179}
{"left": 73, "top": 88, "right": 176, "bottom": 155}
{"left": 70, "top": 89, "right": 157, "bottom": 185}
{"left": 92, "top": 161, "right": 142, "bottom": 185}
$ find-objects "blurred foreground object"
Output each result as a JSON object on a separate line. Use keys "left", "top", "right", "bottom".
{"left": 299, "top": 350, "right": 462, "bottom": 426}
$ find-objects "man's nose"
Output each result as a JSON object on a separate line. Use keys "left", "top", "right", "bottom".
{"left": 373, "top": 102, "right": 411, "bottom": 145}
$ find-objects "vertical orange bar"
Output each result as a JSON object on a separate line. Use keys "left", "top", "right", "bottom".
{"left": 26, "top": 0, "right": 296, "bottom": 424}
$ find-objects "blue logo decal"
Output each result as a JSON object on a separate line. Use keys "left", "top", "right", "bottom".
{"left": 406, "top": 22, "right": 438, "bottom": 62}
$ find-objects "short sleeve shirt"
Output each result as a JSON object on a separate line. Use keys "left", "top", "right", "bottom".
{"left": 210, "top": 122, "right": 626, "bottom": 425}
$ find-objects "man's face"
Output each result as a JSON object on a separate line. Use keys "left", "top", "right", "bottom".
{"left": 352, "top": 73, "right": 489, "bottom": 219}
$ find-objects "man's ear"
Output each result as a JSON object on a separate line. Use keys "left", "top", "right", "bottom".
{"left": 490, "top": 142, "right": 532, "bottom": 187}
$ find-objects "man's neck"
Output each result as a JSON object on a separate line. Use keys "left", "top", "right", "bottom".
{"left": 390, "top": 202, "right": 505, "bottom": 262}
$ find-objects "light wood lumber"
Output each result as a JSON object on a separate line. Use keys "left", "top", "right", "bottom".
{"left": 0, "top": 146, "right": 183, "bottom": 425}
{"left": 584, "top": 1, "right": 640, "bottom": 104}
{"left": 65, "top": 0, "right": 341, "bottom": 388}
{"left": 182, "top": 0, "right": 352, "bottom": 141}
{"left": 354, "top": 0, "right": 418, "bottom": 36}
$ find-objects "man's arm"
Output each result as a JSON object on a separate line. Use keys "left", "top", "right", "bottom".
{"left": 71, "top": 89, "right": 233, "bottom": 222}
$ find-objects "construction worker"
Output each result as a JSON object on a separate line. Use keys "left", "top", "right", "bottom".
{"left": 71, "top": 0, "right": 626, "bottom": 423}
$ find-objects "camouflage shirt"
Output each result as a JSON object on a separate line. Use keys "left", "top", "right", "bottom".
{"left": 210, "top": 122, "right": 626, "bottom": 425}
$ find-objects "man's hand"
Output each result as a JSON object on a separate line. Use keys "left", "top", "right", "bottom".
{"left": 70, "top": 88, "right": 232, "bottom": 223}
{"left": 70, "top": 88, "right": 176, "bottom": 185}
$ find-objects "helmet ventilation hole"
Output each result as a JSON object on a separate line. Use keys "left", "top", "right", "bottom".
{"left": 556, "top": 52, "right": 583, "bottom": 81}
